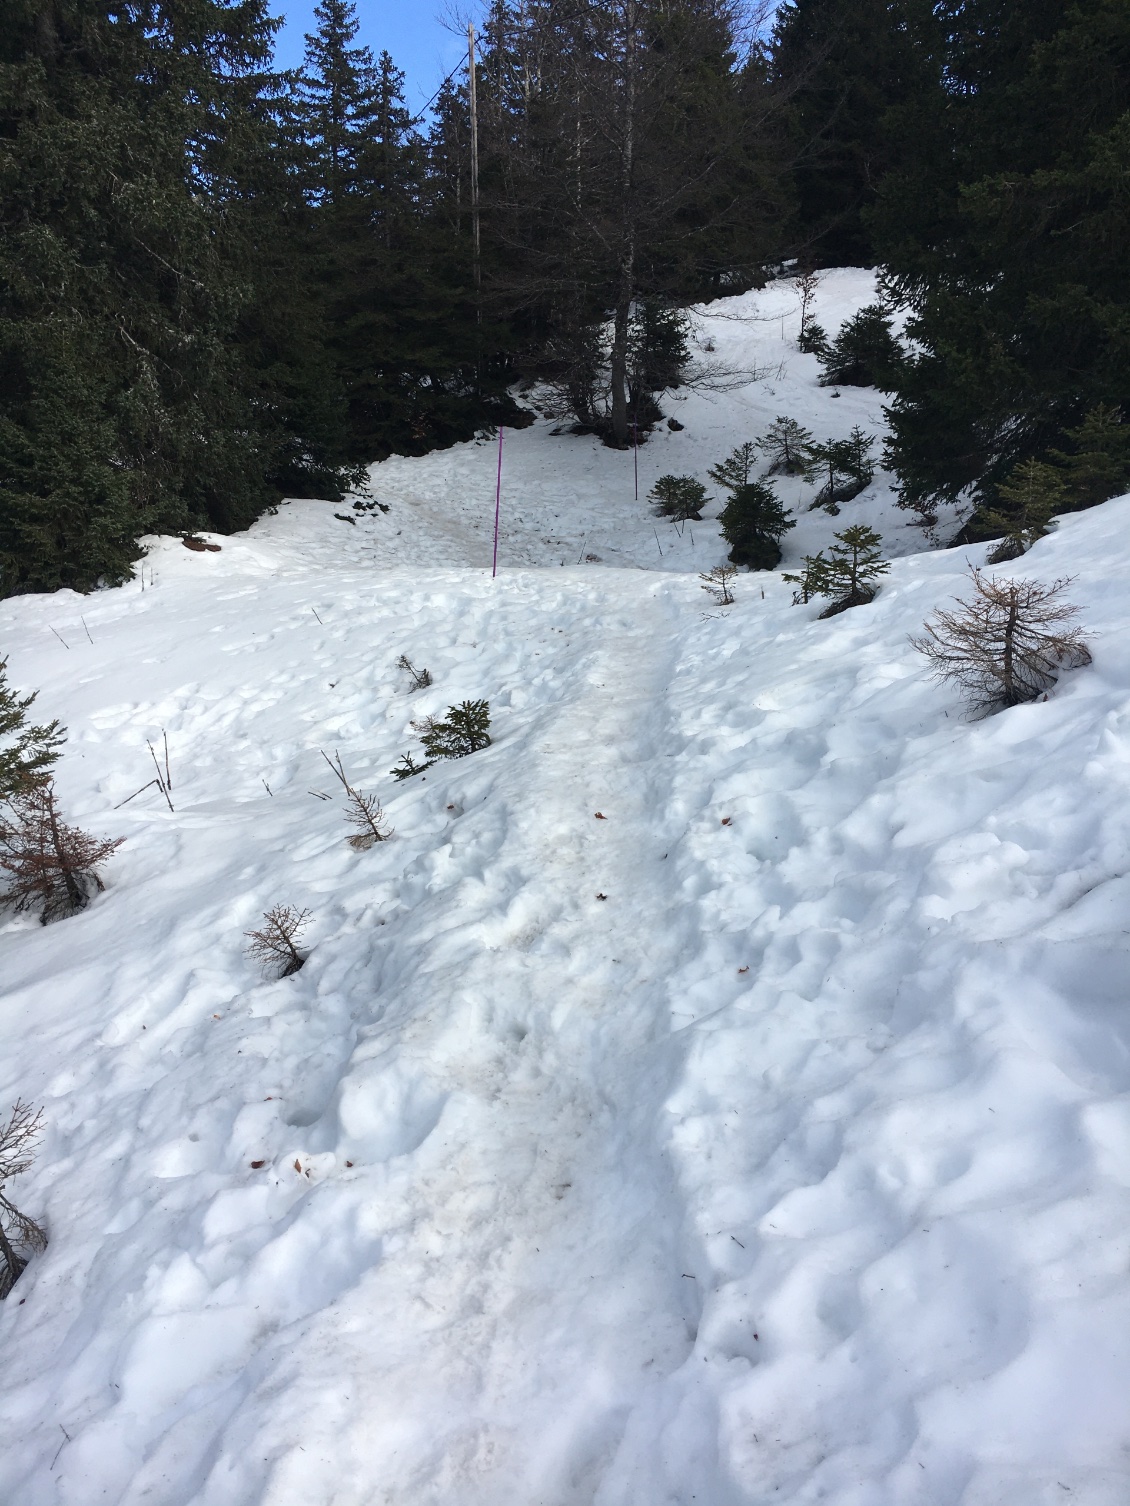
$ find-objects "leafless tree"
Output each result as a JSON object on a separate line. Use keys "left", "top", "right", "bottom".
{"left": 0, "top": 1101, "right": 47, "bottom": 1298}
{"left": 245, "top": 905, "right": 311, "bottom": 978}
{"left": 320, "top": 750, "right": 393, "bottom": 848}
{"left": 912, "top": 570, "right": 1092, "bottom": 714}
{"left": 396, "top": 655, "right": 433, "bottom": 690}
{"left": 0, "top": 783, "right": 123, "bottom": 923}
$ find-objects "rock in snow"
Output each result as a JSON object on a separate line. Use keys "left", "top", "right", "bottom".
{"left": 1, "top": 271, "right": 1128, "bottom": 1505}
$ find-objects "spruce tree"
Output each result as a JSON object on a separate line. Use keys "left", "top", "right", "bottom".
{"left": 0, "top": 660, "right": 64, "bottom": 799}
{"left": 719, "top": 481, "right": 794, "bottom": 570}
{"left": 878, "top": 0, "right": 1130, "bottom": 516}
{"left": 0, "top": 0, "right": 346, "bottom": 597}
{"left": 755, "top": 418, "right": 813, "bottom": 476}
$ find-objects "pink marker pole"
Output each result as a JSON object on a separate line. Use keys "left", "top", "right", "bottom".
{"left": 492, "top": 426, "right": 504, "bottom": 578}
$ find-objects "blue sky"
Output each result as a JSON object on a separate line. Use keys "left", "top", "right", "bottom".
{"left": 271, "top": 2, "right": 472, "bottom": 113}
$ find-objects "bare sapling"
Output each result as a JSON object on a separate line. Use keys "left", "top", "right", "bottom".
{"left": 396, "top": 655, "right": 433, "bottom": 690}
{"left": 245, "top": 904, "right": 311, "bottom": 978}
{"left": 0, "top": 1100, "right": 47, "bottom": 1298}
{"left": 0, "top": 783, "right": 123, "bottom": 923}
{"left": 320, "top": 750, "right": 393, "bottom": 848}
{"left": 911, "top": 570, "right": 1092, "bottom": 713}
{"left": 700, "top": 565, "right": 737, "bottom": 605}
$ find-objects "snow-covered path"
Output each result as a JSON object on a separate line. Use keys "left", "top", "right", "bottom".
{"left": 1, "top": 272, "right": 1129, "bottom": 1505}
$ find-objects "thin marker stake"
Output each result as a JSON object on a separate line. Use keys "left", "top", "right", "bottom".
{"left": 50, "top": 626, "right": 70, "bottom": 650}
{"left": 81, "top": 616, "right": 93, "bottom": 645}
{"left": 492, "top": 426, "right": 504, "bottom": 578}
{"left": 632, "top": 422, "right": 639, "bottom": 501}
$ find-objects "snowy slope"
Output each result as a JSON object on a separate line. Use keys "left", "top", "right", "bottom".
{"left": 1, "top": 271, "right": 1129, "bottom": 1506}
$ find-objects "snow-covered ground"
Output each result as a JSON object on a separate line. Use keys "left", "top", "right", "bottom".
{"left": 1, "top": 270, "right": 1128, "bottom": 1506}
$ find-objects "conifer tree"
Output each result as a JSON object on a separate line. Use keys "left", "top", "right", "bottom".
{"left": 0, "top": 660, "right": 64, "bottom": 799}
{"left": 0, "top": 0, "right": 352, "bottom": 597}
{"left": 719, "top": 481, "right": 794, "bottom": 569}
{"left": 979, "top": 461, "right": 1066, "bottom": 562}
{"left": 1048, "top": 406, "right": 1130, "bottom": 512}
{"left": 755, "top": 418, "right": 813, "bottom": 476}
{"left": 785, "top": 524, "right": 888, "bottom": 613}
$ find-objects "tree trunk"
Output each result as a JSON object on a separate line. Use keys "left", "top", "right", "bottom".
{"left": 608, "top": 0, "right": 637, "bottom": 449}
{"left": 1002, "top": 591, "right": 1019, "bottom": 704}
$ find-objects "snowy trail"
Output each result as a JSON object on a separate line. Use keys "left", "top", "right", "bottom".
{"left": 1, "top": 270, "right": 1130, "bottom": 1506}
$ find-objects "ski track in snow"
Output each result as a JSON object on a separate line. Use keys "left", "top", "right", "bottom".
{"left": 1, "top": 270, "right": 1129, "bottom": 1505}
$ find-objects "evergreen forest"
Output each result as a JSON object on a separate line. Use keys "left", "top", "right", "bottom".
{"left": 2, "top": 0, "right": 1128, "bottom": 597}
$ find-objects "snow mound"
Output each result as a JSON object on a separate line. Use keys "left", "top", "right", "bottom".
{"left": 0, "top": 271, "right": 1128, "bottom": 1505}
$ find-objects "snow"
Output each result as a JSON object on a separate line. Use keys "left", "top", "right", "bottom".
{"left": 1, "top": 269, "right": 1129, "bottom": 1505}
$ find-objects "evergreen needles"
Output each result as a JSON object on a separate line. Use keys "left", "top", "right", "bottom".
{"left": 392, "top": 701, "right": 492, "bottom": 779}
{"left": 648, "top": 476, "right": 708, "bottom": 521}
{"left": 784, "top": 526, "right": 890, "bottom": 615}
{"left": 0, "top": 660, "right": 65, "bottom": 800}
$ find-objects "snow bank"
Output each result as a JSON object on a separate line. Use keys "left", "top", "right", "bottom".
{"left": 0, "top": 272, "right": 1128, "bottom": 1505}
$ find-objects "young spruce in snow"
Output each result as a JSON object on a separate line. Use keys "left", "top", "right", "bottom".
{"left": 0, "top": 660, "right": 65, "bottom": 800}
{"left": 648, "top": 475, "right": 708, "bottom": 521}
{"left": 784, "top": 525, "right": 889, "bottom": 616}
{"left": 393, "top": 701, "right": 492, "bottom": 779}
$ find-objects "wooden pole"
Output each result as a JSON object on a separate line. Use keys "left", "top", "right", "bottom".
{"left": 492, "top": 427, "right": 504, "bottom": 578}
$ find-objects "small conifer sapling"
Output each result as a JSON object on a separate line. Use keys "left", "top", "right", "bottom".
{"left": 818, "top": 305, "right": 902, "bottom": 389}
{"left": 392, "top": 702, "right": 492, "bottom": 778}
{"left": 0, "top": 1100, "right": 47, "bottom": 1298}
{"left": 719, "top": 480, "right": 795, "bottom": 570}
{"left": 0, "top": 783, "right": 123, "bottom": 923}
{"left": 981, "top": 460, "right": 1067, "bottom": 563}
{"left": 784, "top": 526, "right": 889, "bottom": 615}
{"left": 700, "top": 565, "right": 737, "bottom": 605}
{"left": 708, "top": 443, "right": 759, "bottom": 493}
{"left": 421, "top": 701, "right": 492, "bottom": 760}
{"left": 755, "top": 417, "right": 814, "bottom": 476}
{"left": 1048, "top": 404, "right": 1130, "bottom": 510}
{"left": 245, "top": 905, "right": 310, "bottom": 978}
{"left": 648, "top": 475, "right": 708, "bottom": 521}
{"left": 911, "top": 571, "right": 1091, "bottom": 713}
{"left": 0, "top": 660, "right": 65, "bottom": 800}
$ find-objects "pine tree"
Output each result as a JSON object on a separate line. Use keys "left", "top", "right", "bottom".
{"left": 807, "top": 428, "right": 875, "bottom": 509}
{"left": 755, "top": 418, "right": 814, "bottom": 476}
{"left": 0, "top": 0, "right": 349, "bottom": 597}
{"left": 649, "top": 476, "right": 709, "bottom": 521}
{"left": 878, "top": 0, "right": 1130, "bottom": 516}
{"left": 1048, "top": 406, "right": 1130, "bottom": 511}
{"left": 709, "top": 443, "right": 760, "bottom": 493}
{"left": 979, "top": 460, "right": 1066, "bottom": 562}
{"left": 818, "top": 305, "right": 902, "bottom": 389}
{"left": 292, "top": 0, "right": 378, "bottom": 207}
{"left": 771, "top": 0, "right": 943, "bottom": 265}
{"left": 719, "top": 481, "right": 795, "bottom": 569}
{"left": 0, "top": 660, "right": 65, "bottom": 799}
{"left": 785, "top": 524, "right": 888, "bottom": 613}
